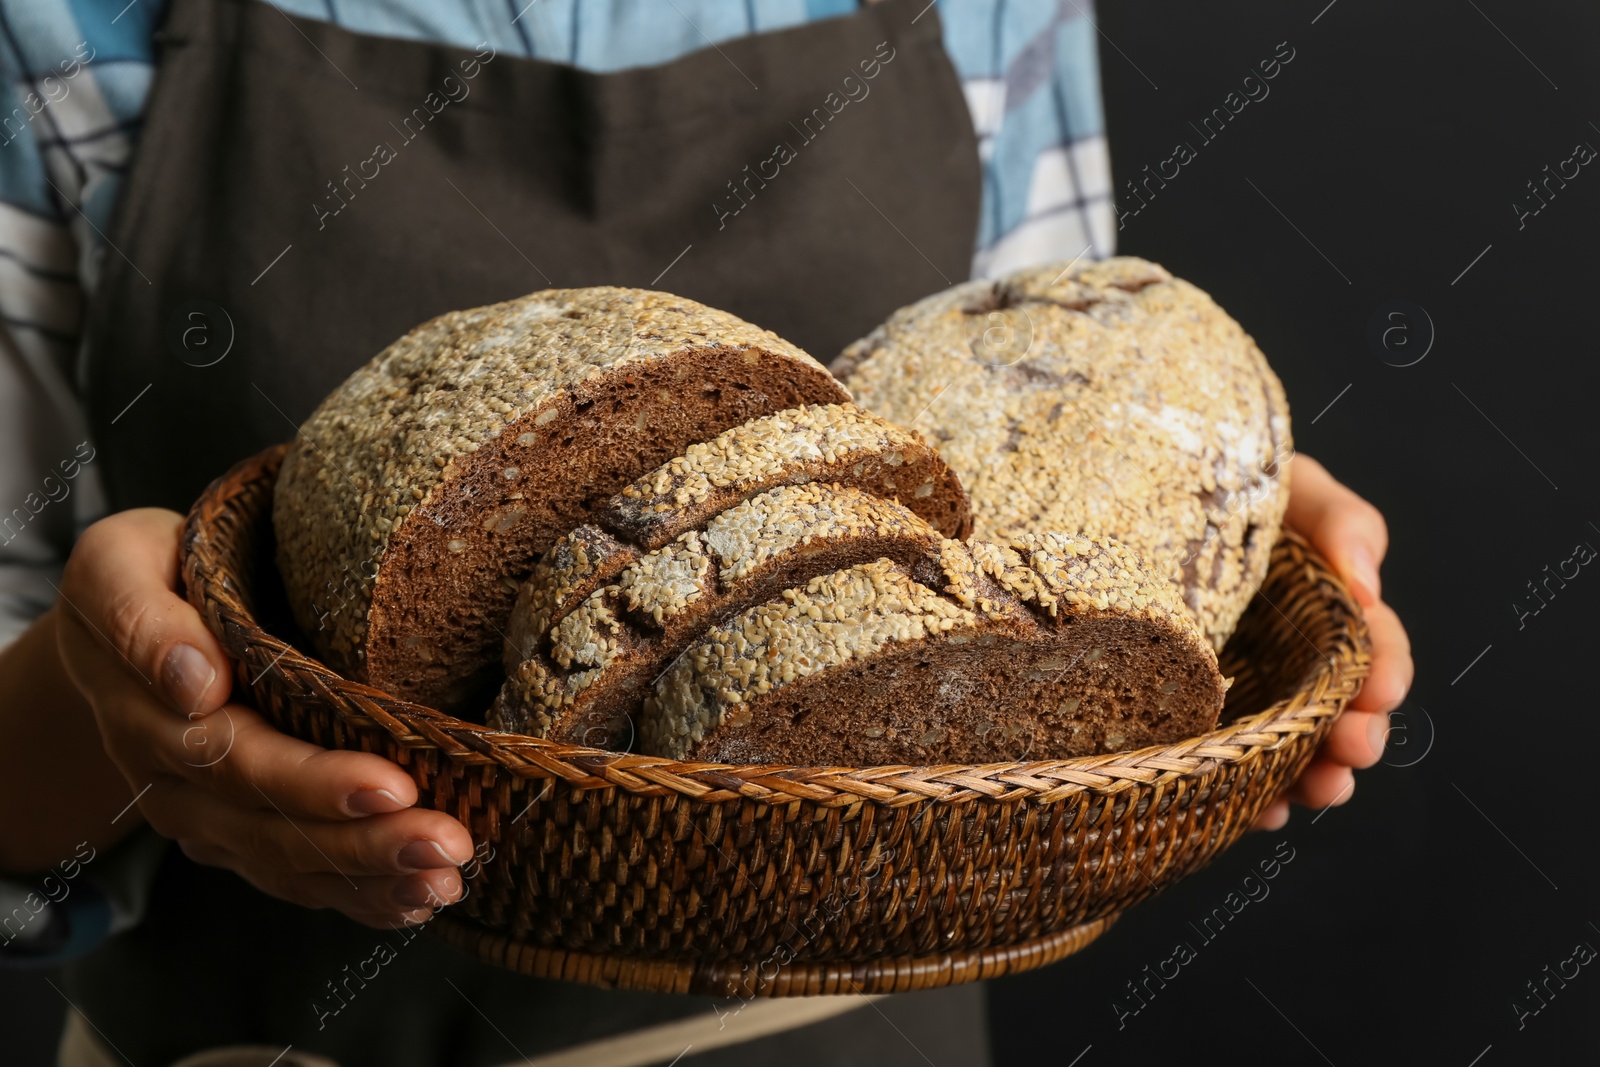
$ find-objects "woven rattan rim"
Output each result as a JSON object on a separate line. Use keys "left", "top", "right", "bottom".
{"left": 183, "top": 444, "right": 1371, "bottom": 808}
{"left": 429, "top": 912, "right": 1120, "bottom": 996}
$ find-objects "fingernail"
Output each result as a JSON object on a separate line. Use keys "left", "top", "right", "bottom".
{"left": 397, "top": 839, "right": 465, "bottom": 870}
{"left": 346, "top": 788, "right": 408, "bottom": 815}
{"left": 161, "top": 644, "right": 217, "bottom": 715}
{"left": 393, "top": 877, "right": 442, "bottom": 909}
{"left": 1346, "top": 545, "right": 1381, "bottom": 606}
{"left": 1368, "top": 712, "right": 1390, "bottom": 760}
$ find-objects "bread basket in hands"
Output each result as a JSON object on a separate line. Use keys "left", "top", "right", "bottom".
{"left": 181, "top": 442, "right": 1369, "bottom": 998}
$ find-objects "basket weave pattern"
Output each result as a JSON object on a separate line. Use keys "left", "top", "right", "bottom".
{"left": 183, "top": 445, "right": 1369, "bottom": 997}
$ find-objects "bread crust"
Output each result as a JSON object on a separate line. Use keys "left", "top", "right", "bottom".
{"left": 273, "top": 287, "right": 848, "bottom": 711}
{"left": 833, "top": 256, "right": 1292, "bottom": 651}
{"left": 494, "top": 471, "right": 1224, "bottom": 763}
{"left": 491, "top": 401, "right": 972, "bottom": 746}
{"left": 493, "top": 485, "right": 960, "bottom": 748}
{"left": 645, "top": 530, "right": 1225, "bottom": 764}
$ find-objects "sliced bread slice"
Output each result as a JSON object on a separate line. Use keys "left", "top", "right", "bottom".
{"left": 491, "top": 484, "right": 969, "bottom": 748}
{"left": 644, "top": 531, "right": 1227, "bottom": 765}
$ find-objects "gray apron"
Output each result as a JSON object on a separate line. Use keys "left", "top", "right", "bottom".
{"left": 66, "top": 0, "right": 992, "bottom": 1063}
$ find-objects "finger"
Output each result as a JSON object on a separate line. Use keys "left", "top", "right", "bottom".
{"left": 178, "top": 835, "right": 452, "bottom": 932}
{"left": 348, "top": 909, "right": 441, "bottom": 931}
{"left": 1250, "top": 798, "right": 1290, "bottom": 832}
{"left": 1316, "top": 709, "right": 1390, "bottom": 771}
{"left": 1283, "top": 455, "right": 1388, "bottom": 606}
{"left": 181, "top": 703, "right": 425, "bottom": 820}
{"left": 148, "top": 780, "right": 474, "bottom": 877}
{"left": 182, "top": 839, "right": 465, "bottom": 916}
{"left": 1349, "top": 600, "right": 1413, "bottom": 714}
{"left": 95, "top": 684, "right": 422, "bottom": 821}
{"left": 57, "top": 509, "right": 233, "bottom": 716}
{"left": 1284, "top": 759, "right": 1356, "bottom": 811}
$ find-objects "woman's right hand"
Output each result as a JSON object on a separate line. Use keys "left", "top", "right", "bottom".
{"left": 55, "top": 508, "right": 475, "bottom": 929}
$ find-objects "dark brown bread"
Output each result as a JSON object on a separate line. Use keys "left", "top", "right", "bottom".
{"left": 644, "top": 532, "right": 1228, "bottom": 765}
{"left": 500, "top": 402, "right": 971, "bottom": 673}
{"left": 493, "top": 485, "right": 962, "bottom": 748}
{"left": 491, "top": 403, "right": 973, "bottom": 746}
{"left": 272, "top": 287, "right": 850, "bottom": 712}
{"left": 493, "top": 469, "right": 1224, "bottom": 763}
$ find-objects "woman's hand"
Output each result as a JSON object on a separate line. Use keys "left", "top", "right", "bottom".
{"left": 1252, "top": 455, "right": 1413, "bottom": 830}
{"left": 55, "top": 508, "right": 475, "bottom": 928}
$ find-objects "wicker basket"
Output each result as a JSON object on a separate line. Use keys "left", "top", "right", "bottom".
{"left": 182, "top": 444, "right": 1369, "bottom": 998}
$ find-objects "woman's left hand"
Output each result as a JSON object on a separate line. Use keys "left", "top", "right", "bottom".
{"left": 1252, "top": 453, "right": 1414, "bottom": 830}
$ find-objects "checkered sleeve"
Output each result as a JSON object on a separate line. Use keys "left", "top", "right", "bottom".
{"left": 940, "top": 0, "right": 1115, "bottom": 277}
{"left": 0, "top": 0, "right": 153, "bottom": 647}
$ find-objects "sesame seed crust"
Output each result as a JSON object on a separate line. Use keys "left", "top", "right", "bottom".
{"left": 493, "top": 466, "right": 1220, "bottom": 764}
{"left": 602, "top": 402, "right": 971, "bottom": 548}
{"left": 488, "top": 484, "right": 957, "bottom": 747}
{"left": 832, "top": 257, "right": 1292, "bottom": 651}
{"left": 703, "top": 482, "right": 924, "bottom": 583}
{"left": 644, "top": 560, "right": 978, "bottom": 758}
{"left": 616, "top": 532, "right": 714, "bottom": 626}
{"left": 503, "top": 525, "right": 633, "bottom": 671}
{"left": 272, "top": 286, "right": 848, "bottom": 710}
{"left": 495, "top": 403, "right": 971, "bottom": 680}
{"left": 644, "top": 528, "right": 1223, "bottom": 764}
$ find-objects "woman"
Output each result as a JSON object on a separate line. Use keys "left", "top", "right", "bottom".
{"left": 0, "top": 1, "right": 1411, "bottom": 1063}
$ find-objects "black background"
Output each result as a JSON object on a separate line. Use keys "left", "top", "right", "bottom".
{"left": 989, "top": 2, "right": 1600, "bottom": 1066}
{"left": 7, "top": 1, "right": 1600, "bottom": 1064}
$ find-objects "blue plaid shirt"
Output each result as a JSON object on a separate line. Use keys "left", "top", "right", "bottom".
{"left": 0, "top": 0, "right": 1112, "bottom": 634}
{"left": 0, "top": 0, "right": 1114, "bottom": 648}
{"left": 0, "top": 0, "right": 1111, "bottom": 962}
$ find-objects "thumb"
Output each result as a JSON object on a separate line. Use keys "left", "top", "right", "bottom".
{"left": 58, "top": 508, "right": 234, "bottom": 717}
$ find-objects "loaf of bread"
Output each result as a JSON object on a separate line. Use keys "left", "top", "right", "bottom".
{"left": 489, "top": 419, "right": 1225, "bottom": 762}
{"left": 642, "top": 526, "right": 1225, "bottom": 763}
{"left": 490, "top": 403, "right": 972, "bottom": 747}
{"left": 272, "top": 287, "right": 851, "bottom": 712}
{"left": 833, "top": 257, "right": 1291, "bottom": 651}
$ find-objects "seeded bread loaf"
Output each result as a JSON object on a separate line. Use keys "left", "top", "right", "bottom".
{"left": 272, "top": 287, "right": 850, "bottom": 712}
{"left": 833, "top": 257, "right": 1292, "bottom": 651}
{"left": 642, "top": 531, "right": 1226, "bottom": 764}
{"left": 489, "top": 403, "right": 972, "bottom": 746}
{"left": 490, "top": 459, "right": 1223, "bottom": 762}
